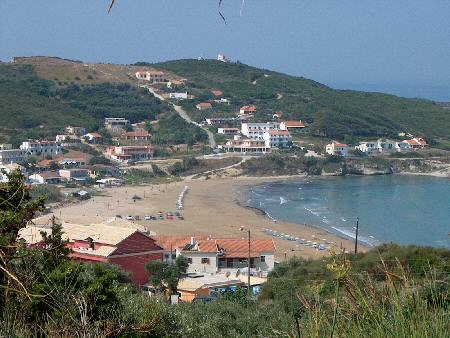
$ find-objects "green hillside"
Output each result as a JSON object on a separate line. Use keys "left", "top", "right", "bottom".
{"left": 152, "top": 59, "right": 450, "bottom": 146}
{"left": 0, "top": 62, "right": 169, "bottom": 145}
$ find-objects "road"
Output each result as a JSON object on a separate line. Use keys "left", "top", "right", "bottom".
{"left": 145, "top": 86, "right": 216, "bottom": 149}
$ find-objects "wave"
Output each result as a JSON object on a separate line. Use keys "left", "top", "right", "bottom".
{"left": 331, "top": 226, "right": 377, "bottom": 246}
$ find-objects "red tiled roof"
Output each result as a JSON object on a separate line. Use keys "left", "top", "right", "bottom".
{"left": 269, "top": 130, "right": 290, "bottom": 136}
{"left": 88, "top": 132, "right": 102, "bottom": 138}
{"left": 212, "top": 90, "right": 223, "bottom": 96}
{"left": 216, "top": 239, "right": 276, "bottom": 258}
{"left": 37, "top": 171, "right": 60, "bottom": 179}
{"left": 196, "top": 102, "right": 212, "bottom": 108}
{"left": 125, "top": 130, "right": 150, "bottom": 137}
{"left": 283, "top": 120, "right": 305, "bottom": 128}
{"left": 333, "top": 141, "right": 348, "bottom": 147}
{"left": 240, "top": 105, "right": 257, "bottom": 111}
{"left": 154, "top": 236, "right": 209, "bottom": 251}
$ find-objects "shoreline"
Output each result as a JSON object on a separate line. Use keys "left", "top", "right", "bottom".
{"left": 49, "top": 175, "right": 365, "bottom": 261}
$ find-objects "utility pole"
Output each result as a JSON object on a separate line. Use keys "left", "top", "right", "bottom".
{"left": 354, "top": 217, "right": 359, "bottom": 254}
{"left": 247, "top": 229, "right": 251, "bottom": 299}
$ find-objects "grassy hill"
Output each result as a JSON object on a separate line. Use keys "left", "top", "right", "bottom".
{"left": 152, "top": 59, "right": 450, "bottom": 147}
{"left": 0, "top": 61, "right": 170, "bottom": 145}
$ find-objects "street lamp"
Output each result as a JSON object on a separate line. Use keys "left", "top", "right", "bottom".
{"left": 354, "top": 217, "right": 359, "bottom": 254}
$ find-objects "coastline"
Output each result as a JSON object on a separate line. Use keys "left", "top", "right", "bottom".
{"left": 50, "top": 175, "right": 365, "bottom": 261}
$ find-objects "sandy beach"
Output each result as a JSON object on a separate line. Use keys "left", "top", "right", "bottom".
{"left": 53, "top": 176, "right": 366, "bottom": 261}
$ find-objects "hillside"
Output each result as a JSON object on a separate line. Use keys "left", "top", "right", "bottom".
{"left": 0, "top": 60, "right": 171, "bottom": 145}
{"left": 152, "top": 59, "right": 450, "bottom": 147}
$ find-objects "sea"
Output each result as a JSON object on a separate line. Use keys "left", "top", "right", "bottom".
{"left": 245, "top": 175, "right": 450, "bottom": 248}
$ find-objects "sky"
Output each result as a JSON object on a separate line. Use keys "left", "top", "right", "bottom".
{"left": 1, "top": 0, "right": 450, "bottom": 100}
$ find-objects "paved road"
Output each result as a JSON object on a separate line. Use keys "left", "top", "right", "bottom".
{"left": 145, "top": 86, "right": 216, "bottom": 148}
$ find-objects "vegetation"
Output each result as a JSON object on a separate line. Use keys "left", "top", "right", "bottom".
{"left": 169, "top": 156, "right": 241, "bottom": 176}
{"left": 155, "top": 113, "right": 208, "bottom": 145}
{"left": 152, "top": 59, "right": 450, "bottom": 147}
{"left": 146, "top": 256, "right": 189, "bottom": 295}
{"left": 0, "top": 63, "right": 169, "bottom": 144}
{"left": 30, "top": 184, "right": 64, "bottom": 203}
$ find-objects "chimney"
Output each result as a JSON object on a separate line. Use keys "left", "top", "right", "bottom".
{"left": 190, "top": 236, "right": 196, "bottom": 246}
{"left": 87, "top": 237, "right": 95, "bottom": 250}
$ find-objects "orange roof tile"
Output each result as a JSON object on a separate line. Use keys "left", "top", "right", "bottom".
{"left": 240, "top": 105, "right": 257, "bottom": 111}
{"left": 216, "top": 238, "right": 276, "bottom": 258}
{"left": 283, "top": 120, "right": 305, "bottom": 128}
{"left": 125, "top": 130, "right": 150, "bottom": 137}
{"left": 268, "top": 130, "right": 291, "bottom": 136}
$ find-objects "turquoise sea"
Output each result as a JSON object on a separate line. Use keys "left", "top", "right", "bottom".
{"left": 245, "top": 175, "right": 450, "bottom": 248}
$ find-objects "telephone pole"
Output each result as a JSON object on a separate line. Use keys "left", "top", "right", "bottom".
{"left": 247, "top": 229, "right": 251, "bottom": 299}
{"left": 354, "top": 217, "right": 359, "bottom": 254}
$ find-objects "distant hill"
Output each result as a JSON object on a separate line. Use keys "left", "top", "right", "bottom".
{"left": 0, "top": 60, "right": 170, "bottom": 145}
{"left": 152, "top": 59, "right": 450, "bottom": 147}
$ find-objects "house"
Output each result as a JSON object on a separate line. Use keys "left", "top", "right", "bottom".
{"left": 155, "top": 236, "right": 276, "bottom": 274}
{"left": 221, "top": 136, "right": 271, "bottom": 154}
{"left": 217, "top": 53, "right": 229, "bottom": 63}
{"left": 169, "top": 92, "right": 188, "bottom": 100}
{"left": 404, "top": 137, "right": 428, "bottom": 150}
{"left": 65, "top": 126, "right": 86, "bottom": 136}
{"left": 20, "top": 141, "right": 62, "bottom": 156}
{"left": 124, "top": 130, "right": 150, "bottom": 141}
{"left": 217, "top": 128, "right": 240, "bottom": 135}
{"left": 29, "top": 171, "right": 61, "bottom": 184}
{"left": 263, "top": 130, "right": 292, "bottom": 148}
{"left": 135, "top": 70, "right": 166, "bottom": 83}
{"left": 166, "top": 80, "right": 184, "bottom": 89}
{"left": 0, "top": 163, "right": 26, "bottom": 183}
{"left": 106, "top": 146, "right": 154, "bottom": 163}
{"left": 176, "top": 274, "right": 244, "bottom": 302}
{"left": 239, "top": 105, "right": 257, "bottom": 116}
{"left": 0, "top": 144, "right": 28, "bottom": 164}
{"left": 18, "top": 222, "right": 164, "bottom": 285}
{"left": 56, "top": 135, "right": 81, "bottom": 146}
{"left": 205, "top": 117, "right": 236, "bottom": 125}
{"left": 104, "top": 118, "right": 130, "bottom": 134}
{"left": 212, "top": 90, "right": 223, "bottom": 97}
{"left": 325, "top": 141, "right": 350, "bottom": 156}
{"left": 355, "top": 141, "right": 378, "bottom": 155}
{"left": 59, "top": 168, "right": 89, "bottom": 182}
{"left": 214, "top": 98, "right": 231, "bottom": 105}
{"left": 280, "top": 120, "right": 306, "bottom": 131}
{"left": 376, "top": 139, "right": 398, "bottom": 154}
{"left": 83, "top": 132, "right": 103, "bottom": 143}
{"left": 196, "top": 102, "right": 213, "bottom": 111}
{"left": 241, "top": 122, "right": 279, "bottom": 140}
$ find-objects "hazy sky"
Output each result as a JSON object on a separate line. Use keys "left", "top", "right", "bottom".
{"left": 1, "top": 0, "right": 450, "bottom": 100}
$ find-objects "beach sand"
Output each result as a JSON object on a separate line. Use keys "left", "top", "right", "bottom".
{"left": 54, "top": 176, "right": 366, "bottom": 261}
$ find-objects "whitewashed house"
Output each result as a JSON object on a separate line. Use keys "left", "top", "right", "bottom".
{"left": 376, "top": 139, "right": 398, "bottom": 153}
{"left": 355, "top": 141, "right": 378, "bottom": 155}
{"left": 20, "top": 141, "right": 61, "bottom": 156}
{"left": 135, "top": 70, "right": 166, "bottom": 83}
{"left": 169, "top": 92, "right": 188, "bottom": 100}
{"left": 263, "top": 130, "right": 292, "bottom": 148}
{"left": 326, "top": 141, "right": 350, "bottom": 156}
{"left": 241, "top": 122, "right": 279, "bottom": 140}
{"left": 217, "top": 128, "right": 240, "bottom": 135}
{"left": 0, "top": 144, "right": 28, "bottom": 164}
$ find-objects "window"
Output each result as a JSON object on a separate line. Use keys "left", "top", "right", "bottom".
{"left": 260, "top": 255, "right": 266, "bottom": 263}
{"left": 201, "top": 257, "right": 210, "bottom": 264}
{"left": 226, "top": 258, "right": 234, "bottom": 268}
{"left": 187, "top": 258, "right": 192, "bottom": 264}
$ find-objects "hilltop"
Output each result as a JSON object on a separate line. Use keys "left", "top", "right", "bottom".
{"left": 151, "top": 59, "right": 450, "bottom": 147}
{"left": 1, "top": 56, "right": 449, "bottom": 149}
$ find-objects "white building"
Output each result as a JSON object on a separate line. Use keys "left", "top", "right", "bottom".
{"left": 217, "top": 128, "right": 240, "bottom": 135}
{"left": 20, "top": 141, "right": 61, "bottom": 156}
{"left": 221, "top": 136, "right": 271, "bottom": 154}
{"left": 104, "top": 118, "right": 129, "bottom": 134}
{"left": 280, "top": 120, "right": 306, "bottom": 131}
{"left": 106, "top": 146, "right": 154, "bottom": 163}
{"left": 355, "top": 141, "right": 378, "bottom": 155}
{"left": 325, "top": 141, "right": 350, "bottom": 156}
{"left": 65, "top": 126, "right": 86, "bottom": 136}
{"left": 217, "top": 53, "right": 229, "bottom": 63}
{"left": 169, "top": 92, "right": 188, "bottom": 100}
{"left": 263, "top": 130, "right": 292, "bottom": 148}
{"left": 376, "top": 139, "right": 398, "bottom": 154}
{"left": 0, "top": 144, "right": 28, "bottom": 164}
{"left": 205, "top": 117, "right": 235, "bottom": 125}
{"left": 135, "top": 70, "right": 166, "bottom": 83}
{"left": 241, "top": 122, "right": 279, "bottom": 140}
{"left": 155, "top": 236, "right": 275, "bottom": 274}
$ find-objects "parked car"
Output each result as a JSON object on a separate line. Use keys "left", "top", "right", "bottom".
{"left": 126, "top": 215, "right": 134, "bottom": 220}
{"left": 115, "top": 215, "right": 122, "bottom": 219}
{"left": 150, "top": 215, "right": 157, "bottom": 220}
{"left": 144, "top": 215, "right": 151, "bottom": 220}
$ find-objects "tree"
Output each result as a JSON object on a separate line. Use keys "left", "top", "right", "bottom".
{"left": 39, "top": 216, "right": 70, "bottom": 270}
{"left": 0, "top": 170, "right": 45, "bottom": 308}
{"left": 146, "top": 255, "right": 189, "bottom": 295}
